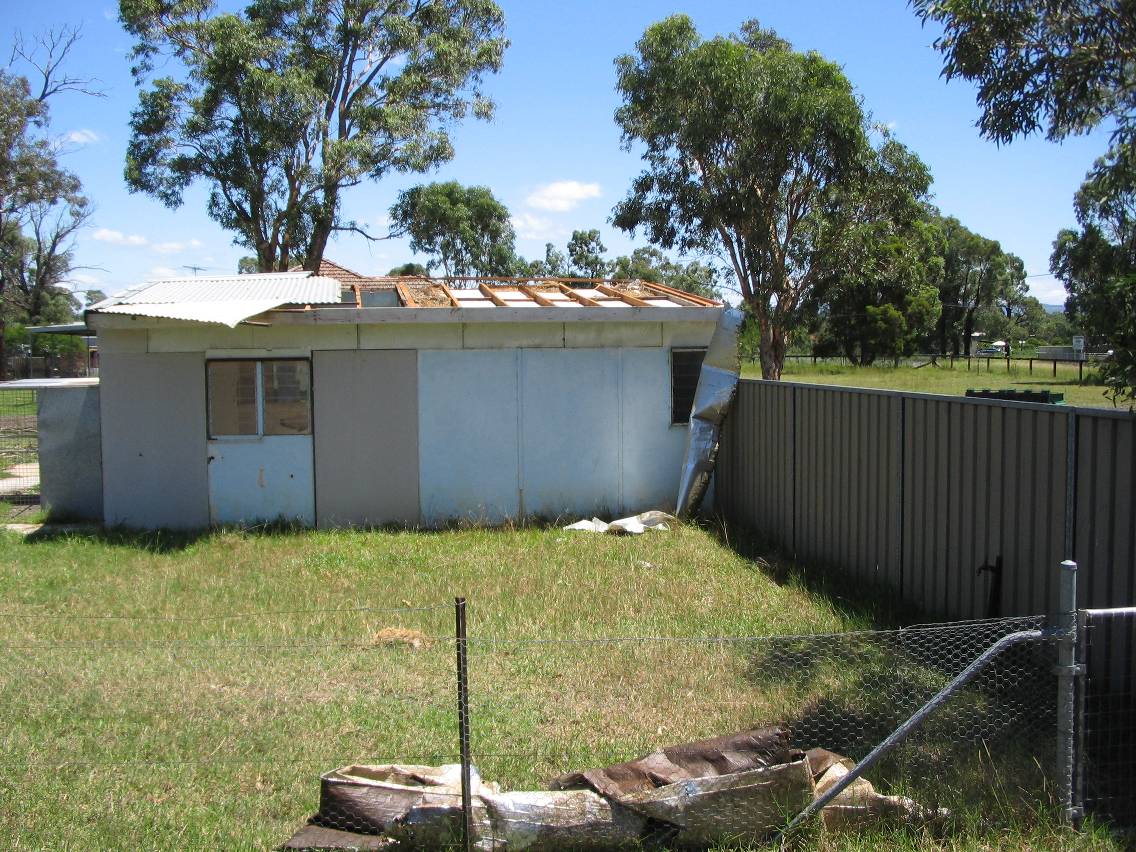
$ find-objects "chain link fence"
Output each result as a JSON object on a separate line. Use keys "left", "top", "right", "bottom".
{"left": 459, "top": 616, "right": 1057, "bottom": 849}
{"left": 0, "top": 387, "right": 39, "bottom": 512}
{"left": 1079, "top": 607, "right": 1136, "bottom": 827}
{"left": 0, "top": 600, "right": 460, "bottom": 848}
{"left": 2, "top": 593, "right": 1129, "bottom": 849}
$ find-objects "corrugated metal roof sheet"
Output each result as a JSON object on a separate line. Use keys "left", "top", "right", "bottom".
{"left": 88, "top": 272, "right": 342, "bottom": 328}
{"left": 94, "top": 300, "right": 296, "bottom": 328}
{"left": 105, "top": 273, "right": 340, "bottom": 305}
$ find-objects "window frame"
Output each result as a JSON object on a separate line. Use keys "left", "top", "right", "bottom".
{"left": 206, "top": 357, "right": 312, "bottom": 440}
{"left": 670, "top": 347, "right": 707, "bottom": 426}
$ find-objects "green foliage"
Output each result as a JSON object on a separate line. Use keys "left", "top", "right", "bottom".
{"left": 120, "top": 0, "right": 508, "bottom": 272}
{"left": 1051, "top": 173, "right": 1136, "bottom": 407}
{"left": 612, "top": 16, "right": 874, "bottom": 379}
{"left": 566, "top": 228, "right": 606, "bottom": 278}
{"left": 912, "top": 1, "right": 1134, "bottom": 154}
{"left": 914, "top": 0, "right": 1136, "bottom": 397}
{"left": 810, "top": 138, "right": 943, "bottom": 364}
{"left": 387, "top": 262, "right": 428, "bottom": 277}
{"left": 608, "top": 246, "right": 723, "bottom": 301}
{"left": 389, "top": 180, "right": 516, "bottom": 276}
{"left": 1, "top": 35, "right": 92, "bottom": 379}
{"left": 930, "top": 214, "right": 1021, "bottom": 357}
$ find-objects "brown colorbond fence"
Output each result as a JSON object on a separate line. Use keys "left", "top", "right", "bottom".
{"left": 717, "top": 380, "right": 1136, "bottom": 622}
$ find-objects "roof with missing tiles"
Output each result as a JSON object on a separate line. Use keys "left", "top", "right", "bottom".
{"left": 87, "top": 264, "right": 721, "bottom": 328}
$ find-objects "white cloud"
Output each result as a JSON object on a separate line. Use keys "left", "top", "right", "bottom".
{"left": 525, "top": 180, "right": 602, "bottom": 212}
{"left": 149, "top": 265, "right": 181, "bottom": 278}
{"left": 68, "top": 273, "right": 103, "bottom": 286}
{"left": 152, "top": 238, "right": 203, "bottom": 255}
{"left": 511, "top": 213, "right": 563, "bottom": 241}
{"left": 65, "top": 129, "right": 100, "bottom": 145}
{"left": 93, "top": 228, "right": 148, "bottom": 247}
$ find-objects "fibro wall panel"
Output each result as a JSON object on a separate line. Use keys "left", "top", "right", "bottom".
{"left": 463, "top": 322, "right": 564, "bottom": 349}
{"left": 250, "top": 325, "right": 356, "bottom": 350}
{"left": 38, "top": 386, "right": 103, "bottom": 521}
{"left": 520, "top": 349, "right": 622, "bottom": 518}
{"left": 100, "top": 352, "right": 209, "bottom": 529}
{"left": 146, "top": 325, "right": 255, "bottom": 352}
{"left": 565, "top": 322, "right": 662, "bottom": 349}
{"left": 359, "top": 323, "right": 461, "bottom": 350}
{"left": 621, "top": 347, "right": 686, "bottom": 512}
{"left": 96, "top": 329, "right": 148, "bottom": 353}
{"left": 313, "top": 349, "right": 419, "bottom": 527}
{"left": 418, "top": 350, "right": 520, "bottom": 524}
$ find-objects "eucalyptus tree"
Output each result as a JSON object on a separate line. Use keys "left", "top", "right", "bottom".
{"left": 389, "top": 181, "right": 515, "bottom": 276}
{"left": 810, "top": 138, "right": 944, "bottom": 365}
{"left": 1, "top": 27, "right": 96, "bottom": 378}
{"left": 1052, "top": 161, "right": 1136, "bottom": 407}
{"left": 612, "top": 16, "right": 871, "bottom": 379}
{"left": 120, "top": 0, "right": 508, "bottom": 272}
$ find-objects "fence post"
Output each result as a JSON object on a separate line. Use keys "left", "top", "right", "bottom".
{"left": 1055, "top": 560, "right": 1082, "bottom": 824}
{"left": 454, "top": 597, "right": 473, "bottom": 852}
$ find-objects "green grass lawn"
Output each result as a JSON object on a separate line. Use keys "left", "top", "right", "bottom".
{"left": 744, "top": 359, "right": 1122, "bottom": 409}
{"left": 0, "top": 524, "right": 1123, "bottom": 850}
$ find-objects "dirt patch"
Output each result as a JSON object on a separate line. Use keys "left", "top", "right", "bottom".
{"left": 370, "top": 627, "right": 432, "bottom": 650}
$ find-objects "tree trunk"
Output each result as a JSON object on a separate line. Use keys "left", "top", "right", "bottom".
{"left": 962, "top": 307, "right": 977, "bottom": 356}
{"left": 0, "top": 319, "right": 7, "bottom": 382}
{"left": 757, "top": 314, "right": 786, "bottom": 380}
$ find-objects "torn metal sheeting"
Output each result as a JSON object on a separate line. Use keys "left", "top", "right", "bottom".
{"left": 676, "top": 307, "right": 744, "bottom": 517}
{"left": 563, "top": 510, "right": 675, "bottom": 535}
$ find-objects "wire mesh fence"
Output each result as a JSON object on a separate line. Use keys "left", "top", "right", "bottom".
{"left": 0, "top": 599, "right": 461, "bottom": 848}
{"left": 0, "top": 595, "right": 1113, "bottom": 849}
{"left": 438, "top": 615, "right": 1058, "bottom": 849}
{"left": 0, "top": 387, "right": 39, "bottom": 509}
{"left": 1079, "top": 607, "right": 1136, "bottom": 828}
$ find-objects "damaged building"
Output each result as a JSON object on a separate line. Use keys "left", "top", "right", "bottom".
{"left": 63, "top": 262, "right": 723, "bottom": 529}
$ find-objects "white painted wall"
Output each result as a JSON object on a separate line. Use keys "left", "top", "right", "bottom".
{"left": 95, "top": 317, "right": 717, "bottom": 529}
{"left": 417, "top": 347, "right": 689, "bottom": 526}
{"left": 418, "top": 350, "right": 521, "bottom": 523}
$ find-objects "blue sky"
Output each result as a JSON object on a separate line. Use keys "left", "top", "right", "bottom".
{"left": 8, "top": 0, "right": 1111, "bottom": 305}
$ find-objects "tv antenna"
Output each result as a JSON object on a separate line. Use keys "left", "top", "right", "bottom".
{"left": 182, "top": 264, "right": 209, "bottom": 276}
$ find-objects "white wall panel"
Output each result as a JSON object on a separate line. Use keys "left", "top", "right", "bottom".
{"left": 418, "top": 350, "right": 520, "bottom": 524}
{"left": 621, "top": 348, "right": 687, "bottom": 512}
{"left": 100, "top": 352, "right": 209, "bottom": 529}
{"left": 520, "top": 349, "right": 622, "bottom": 518}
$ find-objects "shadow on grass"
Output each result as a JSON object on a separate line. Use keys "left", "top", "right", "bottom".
{"left": 706, "top": 516, "right": 914, "bottom": 630}
{"left": 16, "top": 512, "right": 584, "bottom": 553}
{"left": 706, "top": 518, "right": 1061, "bottom": 816}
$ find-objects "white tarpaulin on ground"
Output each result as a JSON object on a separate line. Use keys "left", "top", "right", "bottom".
{"left": 562, "top": 510, "right": 675, "bottom": 535}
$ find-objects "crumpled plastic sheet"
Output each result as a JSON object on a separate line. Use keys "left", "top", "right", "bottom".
{"left": 676, "top": 307, "right": 744, "bottom": 518}
{"left": 562, "top": 510, "right": 675, "bottom": 535}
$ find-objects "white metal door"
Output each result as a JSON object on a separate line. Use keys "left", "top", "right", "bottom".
{"left": 206, "top": 359, "right": 315, "bottom": 526}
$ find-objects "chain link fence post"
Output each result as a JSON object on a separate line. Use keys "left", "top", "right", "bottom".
{"left": 454, "top": 597, "right": 473, "bottom": 852}
{"left": 1055, "top": 559, "right": 1082, "bottom": 824}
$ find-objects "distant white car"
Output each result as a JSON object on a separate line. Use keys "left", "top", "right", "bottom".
{"left": 975, "top": 347, "right": 1003, "bottom": 356}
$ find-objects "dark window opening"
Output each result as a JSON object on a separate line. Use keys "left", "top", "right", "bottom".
{"left": 207, "top": 358, "right": 311, "bottom": 438}
{"left": 671, "top": 348, "right": 706, "bottom": 425}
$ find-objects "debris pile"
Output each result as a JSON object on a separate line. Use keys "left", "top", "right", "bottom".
{"left": 283, "top": 728, "right": 947, "bottom": 850}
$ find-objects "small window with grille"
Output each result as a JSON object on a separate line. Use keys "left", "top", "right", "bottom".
{"left": 671, "top": 348, "right": 706, "bottom": 425}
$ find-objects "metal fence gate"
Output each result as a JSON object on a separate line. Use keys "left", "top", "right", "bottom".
{"left": 0, "top": 387, "right": 39, "bottom": 511}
